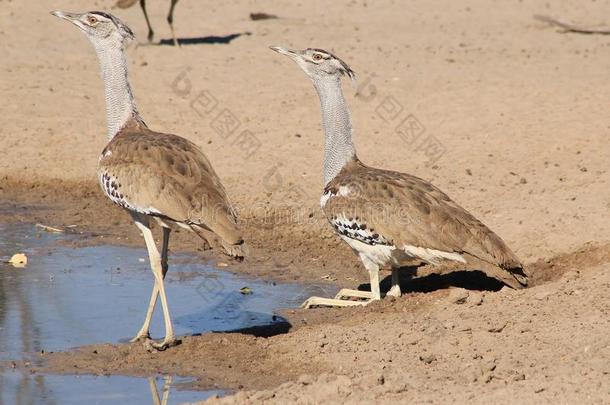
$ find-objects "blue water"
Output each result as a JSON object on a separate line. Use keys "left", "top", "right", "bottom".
{"left": 0, "top": 373, "right": 222, "bottom": 405}
{"left": 0, "top": 222, "right": 332, "bottom": 404}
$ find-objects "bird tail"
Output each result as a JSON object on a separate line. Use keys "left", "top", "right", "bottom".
{"left": 115, "top": 0, "right": 139, "bottom": 9}
{"left": 221, "top": 239, "right": 246, "bottom": 260}
{"left": 488, "top": 264, "right": 528, "bottom": 289}
{"left": 190, "top": 225, "right": 245, "bottom": 260}
{"left": 463, "top": 253, "right": 528, "bottom": 289}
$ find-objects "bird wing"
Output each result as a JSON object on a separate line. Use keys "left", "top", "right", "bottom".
{"left": 323, "top": 159, "right": 524, "bottom": 275}
{"left": 98, "top": 125, "right": 242, "bottom": 246}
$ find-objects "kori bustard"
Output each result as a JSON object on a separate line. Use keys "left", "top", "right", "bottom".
{"left": 271, "top": 47, "right": 527, "bottom": 308}
{"left": 115, "top": 0, "right": 180, "bottom": 45}
{"left": 52, "top": 10, "right": 244, "bottom": 350}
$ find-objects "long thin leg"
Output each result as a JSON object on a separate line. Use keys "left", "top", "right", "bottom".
{"left": 130, "top": 227, "right": 171, "bottom": 342}
{"left": 134, "top": 218, "right": 178, "bottom": 350}
{"left": 302, "top": 256, "right": 381, "bottom": 308}
{"left": 148, "top": 375, "right": 173, "bottom": 405}
{"left": 161, "top": 376, "right": 172, "bottom": 405}
{"left": 386, "top": 268, "right": 402, "bottom": 297}
{"left": 335, "top": 289, "right": 376, "bottom": 300}
{"left": 167, "top": 0, "right": 179, "bottom": 46}
{"left": 366, "top": 258, "right": 381, "bottom": 300}
{"left": 140, "top": 0, "right": 155, "bottom": 42}
{"left": 148, "top": 377, "right": 162, "bottom": 405}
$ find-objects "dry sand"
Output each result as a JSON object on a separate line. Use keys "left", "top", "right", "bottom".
{"left": 1, "top": 0, "right": 609, "bottom": 403}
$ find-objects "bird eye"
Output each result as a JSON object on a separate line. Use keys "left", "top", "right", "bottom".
{"left": 313, "top": 54, "right": 323, "bottom": 61}
{"left": 87, "top": 16, "right": 98, "bottom": 25}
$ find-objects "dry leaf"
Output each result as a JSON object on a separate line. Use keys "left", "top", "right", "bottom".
{"left": 9, "top": 253, "right": 27, "bottom": 268}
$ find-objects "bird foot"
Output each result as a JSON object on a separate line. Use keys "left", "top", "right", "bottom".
{"left": 130, "top": 331, "right": 151, "bottom": 343}
{"left": 334, "top": 288, "right": 375, "bottom": 300}
{"left": 386, "top": 285, "right": 402, "bottom": 298}
{"left": 143, "top": 336, "right": 182, "bottom": 352}
{"left": 301, "top": 296, "right": 375, "bottom": 309}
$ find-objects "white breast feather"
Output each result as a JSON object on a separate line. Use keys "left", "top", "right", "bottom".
{"left": 320, "top": 185, "right": 352, "bottom": 208}
{"left": 320, "top": 192, "right": 331, "bottom": 207}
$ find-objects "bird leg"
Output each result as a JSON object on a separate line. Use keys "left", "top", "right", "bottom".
{"left": 334, "top": 288, "right": 376, "bottom": 300}
{"left": 130, "top": 226, "right": 171, "bottom": 342}
{"left": 140, "top": 0, "right": 155, "bottom": 42}
{"left": 302, "top": 257, "right": 381, "bottom": 308}
{"left": 148, "top": 375, "right": 173, "bottom": 405}
{"left": 301, "top": 296, "right": 369, "bottom": 308}
{"left": 167, "top": 0, "right": 180, "bottom": 46}
{"left": 134, "top": 219, "right": 179, "bottom": 350}
{"left": 386, "top": 268, "right": 402, "bottom": 297}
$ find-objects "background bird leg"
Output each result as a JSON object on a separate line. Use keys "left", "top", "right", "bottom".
{"left": 167, "top": 0, "right": 179, "bottom": 46}
{"left": 140, "top": 0, "right": 155, "bottom": 42}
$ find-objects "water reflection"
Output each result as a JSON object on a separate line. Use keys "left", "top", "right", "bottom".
{"left": 0, "top": 371, "right": 221, "bottom": 404}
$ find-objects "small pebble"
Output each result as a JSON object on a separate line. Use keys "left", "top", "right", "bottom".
{"left": 419, "top": 354, "right": 437, "bottom": 364}
{"left": 448, "top": 288, "right": 469, "bottom": 304}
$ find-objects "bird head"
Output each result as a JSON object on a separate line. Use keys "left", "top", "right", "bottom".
{"left": 51, "top": 11, "right": 134, "bottom": 47}
{"left": 270, "top": 47, "right": 355, "bottom": 82}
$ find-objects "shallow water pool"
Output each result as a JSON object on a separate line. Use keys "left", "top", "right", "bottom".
{"left": 0, "top": 222, "right": 331, "bottom": 403}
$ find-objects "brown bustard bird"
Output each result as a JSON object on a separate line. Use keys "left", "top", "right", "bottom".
{"left": 115, "top": 0, "right": 180, "bottom": 45}
{"left": 271, "top": 47, "right": 528, "bottom": 308}
{"left": 52, "top": 10, "right": 244, "bottom": 350}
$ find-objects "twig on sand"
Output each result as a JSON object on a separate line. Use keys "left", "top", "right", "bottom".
{"left": 534, "top": 14, "right": 610, "bottom": 35}
{"left": 35, "top": 223, "right": 65, "bottom": 233}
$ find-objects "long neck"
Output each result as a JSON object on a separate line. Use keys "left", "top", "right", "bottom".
{"left": 313, "top": 76, "right": 357, "bottom": 185}
{"left": 92, "top": 41, "right": 141, "bottom": 139}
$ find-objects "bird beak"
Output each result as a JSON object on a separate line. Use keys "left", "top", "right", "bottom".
{"left": 51, "top": 10, "right": 86, "bottom": 29}
{"left": 269, "top": 46, "right": 299, "bottom": 59}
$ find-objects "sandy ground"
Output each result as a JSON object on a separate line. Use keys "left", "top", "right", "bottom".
{"left": 1, "top": 0, "right": 610, "bottom": 403}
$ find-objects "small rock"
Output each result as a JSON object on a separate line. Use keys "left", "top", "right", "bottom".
{"left": 513, "top": 373, "right": 526, "bottom": 381}
{"left": 488, "top": 322, "right": 507, "bottom": 333}
{"left": 297, "top": 375, "right": 313, "bottom": 385}
{"left": 419, "top": 354, "right": 437, "bottom": 364}
{"left": 389, "top": 382, "right": 409, "bottom": 393}
{"left": 467, "top": 292, "right": 483, "bottom": 306}
{"left": 377, "top": 374, "right": 385, "bottom": 385}
{"left": 448, "top": 288, "right": 469, "bottom": 304}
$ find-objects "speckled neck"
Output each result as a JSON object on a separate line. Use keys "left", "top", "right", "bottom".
{"left": 312, "top": 75, "right": 357, "bottom": 186}
{"left": 92, "top": 39, "right": 141, "bottom": 140}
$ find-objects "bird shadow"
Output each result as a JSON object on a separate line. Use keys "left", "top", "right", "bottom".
{"left": 358, "top": 266, "right": 506, "bottom": 295}
{"left": 219, "top": 319, "right": 292, "bottom": 338}
{"left": 157, "top": 32, "right": 251, "bottom": 46}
